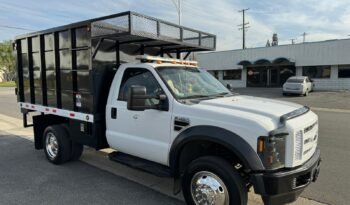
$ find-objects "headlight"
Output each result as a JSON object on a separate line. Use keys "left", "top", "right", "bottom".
{"left": 257, "top": 133, "right": 287, "bottom": 170}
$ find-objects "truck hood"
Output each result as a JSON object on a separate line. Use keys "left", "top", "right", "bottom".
{"left": 198, "top": 95, "right": 303, "bottom": 122}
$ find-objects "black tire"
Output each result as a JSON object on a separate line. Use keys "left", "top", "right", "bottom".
{"left": 43, "top": 124, "right": 71, "bottom": 165}
{"left": 182, "top": 156, "right": 248, "bottom": 205}
{"left": 71, "top": 142, "right": 84, "bottom": 161}
{"left": 304, "top": 89, "right": 309, "bottom": 96}
{"left": 283, "top": 92, "right": 287, "bottom": 96}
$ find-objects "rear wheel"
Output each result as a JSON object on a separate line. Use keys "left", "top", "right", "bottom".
{"left": 43, "top": 125, "right": 71, "bottom": 165}
{"left": 182, "top": 156, "right": 248, "bottom": 205}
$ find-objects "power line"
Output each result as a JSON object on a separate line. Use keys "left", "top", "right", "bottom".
{"left": 0, "top": 24, "right": 35, "bottom": 31}
{"left": 238, "top": 8, "right": 250, "bottom": 49}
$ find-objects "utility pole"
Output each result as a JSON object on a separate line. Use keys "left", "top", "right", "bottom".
{"left": 301, "top": 32, "right": 308, "bottom": 43}
{"left": 290, "top": 38, "right": 297, "bottom": 44}
{"left": 171, "top": 0, "right": 182, "bottom": 25}
{"left": 238, "top": 8, "right": 250, "bottom": 49}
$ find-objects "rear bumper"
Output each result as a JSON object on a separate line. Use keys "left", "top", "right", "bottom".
{"left": 251, "top": 148, "right": 321, "bottom": 205}
{"left": 283, "top": 89, "right": 304, "bottom": 94}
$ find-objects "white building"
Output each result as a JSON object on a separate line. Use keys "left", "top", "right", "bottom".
{"left": 197, "top": 39, "right": 350, "bottom": 90}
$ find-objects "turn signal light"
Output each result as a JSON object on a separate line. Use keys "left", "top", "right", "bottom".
{"left": 258, "top": 139, "right": 265, "bottom": 153}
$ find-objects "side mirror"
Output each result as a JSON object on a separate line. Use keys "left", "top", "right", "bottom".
{"left": 127, "top": 86, "right": 147, "bottom": 111}
{"left": 226, "top": 84, "right": 233, "bottom": 90}
{"left": 127, "top": 86, "right": 168, "bottom": 111}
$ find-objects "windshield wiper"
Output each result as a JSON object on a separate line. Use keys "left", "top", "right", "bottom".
{"left": 212, "top": 92, "right": 234, "bottom": 97}
{"left": 181, "top": 95, "right": 213, "bottom": 99}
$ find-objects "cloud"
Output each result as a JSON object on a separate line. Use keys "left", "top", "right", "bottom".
{"left": 1, "top": 0, "right": 350, "bottom": 51}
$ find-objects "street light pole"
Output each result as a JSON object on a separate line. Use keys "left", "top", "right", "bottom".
{"left": 178, "top": 0, "right": 182, "bottom": 25}
{"left": 171, "top": 0, "right": 182, "bottom": 25}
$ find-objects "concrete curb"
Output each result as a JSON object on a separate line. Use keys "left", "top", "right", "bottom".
{"left": 0, "top": 113, "right": 328, "bottom": 205}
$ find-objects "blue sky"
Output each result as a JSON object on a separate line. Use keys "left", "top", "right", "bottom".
{"left": 1, "top": 0, "right": 350, "bottom": 50}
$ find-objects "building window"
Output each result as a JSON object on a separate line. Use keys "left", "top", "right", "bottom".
{"left": 209, "top": 71, "right": 219, "bottom": 79}
{"left": 302, "top": 66, "right": 331, "bottom": 78}
{"left": 223, "top": 69, "right": 242, "bottom": 80}
{"left": 338, "top": 65, "right": 350, "bottom": 78}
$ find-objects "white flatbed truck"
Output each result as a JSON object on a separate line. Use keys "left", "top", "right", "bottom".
{"left": 14, "top": 11, "right": 321, "bottom": 205}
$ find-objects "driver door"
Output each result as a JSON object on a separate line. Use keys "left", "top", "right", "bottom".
{"left": 106, "top": 67, "right": 172, "bottom": 165}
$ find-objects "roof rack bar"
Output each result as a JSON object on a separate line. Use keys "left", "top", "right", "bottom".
{"left": 183, "top": 51, "right": 191, "bottom": 60}
{"left": 92, "top": 38, "right": 104, "bottom": 59}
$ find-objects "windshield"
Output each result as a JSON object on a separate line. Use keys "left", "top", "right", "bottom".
{"left": 287, "top": 78, "right": 304, "bottom": 83}
{"left": 156, "top": 66, "right": 230, "bottom": 99}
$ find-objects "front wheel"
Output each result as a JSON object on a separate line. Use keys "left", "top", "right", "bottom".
{"left": 304, "top": 89, "right": 309, "bottom": 96}
{"left": 182, "top": 156, "right": 248, "bottom": 205}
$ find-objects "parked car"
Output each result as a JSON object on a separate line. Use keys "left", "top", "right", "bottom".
{"left": 283, "top": 76, "right": 314, "bottom": 96}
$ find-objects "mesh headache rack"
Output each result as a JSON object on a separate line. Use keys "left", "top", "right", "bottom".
{"left": 90, "top": 11, "right": 216, "bottom": 53}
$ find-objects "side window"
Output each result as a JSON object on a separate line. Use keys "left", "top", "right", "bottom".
{"left": 118, "top": 68, "right": 164, "bottom": 105}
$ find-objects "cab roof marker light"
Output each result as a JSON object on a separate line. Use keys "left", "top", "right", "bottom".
{"left": 136, "top": 55, "right": 198, "bottom": 65}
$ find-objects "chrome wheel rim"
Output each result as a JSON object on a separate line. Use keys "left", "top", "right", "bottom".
{"left": 190, "top": 171, "right": 229, "bottom": 205}
{"left": 45, "top": 132, "right": 58, "bottom": 159}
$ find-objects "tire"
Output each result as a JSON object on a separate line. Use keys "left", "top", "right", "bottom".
{"left": 304, "top": 89, "right": 309, "bottom": 96}
{"left": 283, "top": 92, "right": 287, "bottom": 96}
{"left": 71, "top": 142, "right": 84, "bottom": 161}
{"left": 43, "top": 124, "right": 72, "bottom": 165}
{"left": 182, "top": 156, "right": 248, "bottom": 205}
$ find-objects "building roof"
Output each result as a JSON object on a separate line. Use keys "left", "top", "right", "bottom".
{"left": 197, "top": 39, "right": 350, "bottom": 70}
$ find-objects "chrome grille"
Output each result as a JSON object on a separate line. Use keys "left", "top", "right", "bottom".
{"left": 294, "top": 130, "right": 303, "bottom": 161}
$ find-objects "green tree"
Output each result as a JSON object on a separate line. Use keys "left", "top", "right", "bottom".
{"left": 0, "top": 40, "right": 16, "bottom": 81}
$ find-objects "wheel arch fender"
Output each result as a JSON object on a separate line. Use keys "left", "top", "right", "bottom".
{"left": 169, "top": 125, "right": 265, "bottom": 174}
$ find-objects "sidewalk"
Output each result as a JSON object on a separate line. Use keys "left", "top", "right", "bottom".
{"left": 0, "top": 113, "right": 327, "bottom": 205}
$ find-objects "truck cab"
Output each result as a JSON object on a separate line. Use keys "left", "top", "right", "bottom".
{"left": 103, "top": 56, "right": 321, "bottom": 205}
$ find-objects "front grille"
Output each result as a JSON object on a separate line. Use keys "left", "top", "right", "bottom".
{"left": 304, "top": 121, "right": 318, "bottom": 134}
{"left": 294, "top": 130, "right": 303, "bottom": 161}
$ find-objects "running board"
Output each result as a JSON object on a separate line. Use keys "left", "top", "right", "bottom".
{"left": 108, "top": 152, "right": 172, "bottom": 177}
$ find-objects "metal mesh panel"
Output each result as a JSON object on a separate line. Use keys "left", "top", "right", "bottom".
{"left": 131, "top": 14, "right": 158, "bottom": 38}
{"left": 159, "top": 22, "right": 181, "bottom": 41}
{"left": 91, "top": 15, "right": 129, "bottom": 37}
{"left": 201, "top": 34, "right": 215, "bottom": 48}
{"left": 90, "top": 12, "right": 216, "bottom": 50}
{"left": 183, "top": 29, "right": 200, "bottom": 46}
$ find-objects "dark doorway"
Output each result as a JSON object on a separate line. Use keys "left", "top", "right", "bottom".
{"left": 246, "top": 67, "right": 268, "bottom": 87}
{"left": 247, "top": 65, "right": 295, "bottom": 87}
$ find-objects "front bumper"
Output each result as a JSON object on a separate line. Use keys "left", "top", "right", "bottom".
{"left": 251, "top": 148, "right": 321, "bottom": 205}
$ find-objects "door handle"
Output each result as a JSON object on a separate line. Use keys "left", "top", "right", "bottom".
{"left": 111, "top": 108, "right": 117, "bottom": 119}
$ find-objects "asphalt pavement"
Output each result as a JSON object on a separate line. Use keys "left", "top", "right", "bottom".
{"left": 0, "top": 87, "right": 21, "bottom": 119}
{"left": 235, "top": 87, "right": 350, "bottom": 110}
{"left": 0, "top": 133, "right": 184, "bottom": 205}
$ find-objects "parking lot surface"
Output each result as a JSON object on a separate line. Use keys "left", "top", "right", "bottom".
{"left": 235, "top": 87, "right": 350, "bottom": 110}
{"left": 0, "top": 133, "right": 184, "bottom": 205}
